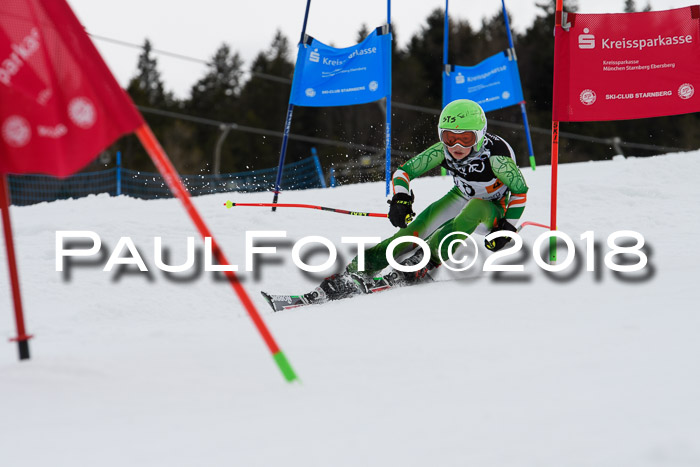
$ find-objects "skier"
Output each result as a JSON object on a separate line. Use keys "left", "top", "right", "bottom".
{"left": 262, "top": 99, "right": 529, "bottom": 310}
{"left": 326, "top": 98, "right": 528, "bottom": 295}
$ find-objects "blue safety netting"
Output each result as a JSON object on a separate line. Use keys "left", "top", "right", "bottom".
{"left": 8, "top": 156, "right": 325, "bottom": 206}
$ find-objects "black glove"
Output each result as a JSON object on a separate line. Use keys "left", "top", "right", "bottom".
{"left": 387, "top": 191, "right": 415, "bottom": 228}
{"left": 485, "top": 218, "right": 517, "bottom": 251}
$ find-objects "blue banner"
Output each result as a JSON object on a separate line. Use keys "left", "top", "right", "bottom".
{"left": 443, "top": 51, "right": 524, "bottom": 113}
{"left": 290, "top": 28, "right": 391, "bottom": 107}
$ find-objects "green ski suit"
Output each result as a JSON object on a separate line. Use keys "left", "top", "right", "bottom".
{"left": 348, "top": 133, "right": 529, "bottom": 275}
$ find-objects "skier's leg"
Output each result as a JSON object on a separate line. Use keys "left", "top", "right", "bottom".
{"left": 347, "top": 187, "right": 467, "bottom": 275}
{"left": 425, "top": 198, "right": 503, "bottom": 263}
{"left": 374, "top": 199, "right": 503, "bottom": 287}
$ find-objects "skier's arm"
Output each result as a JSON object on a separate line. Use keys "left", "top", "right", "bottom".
{"left": 490, "top": 155, "right": 529, "bottom": 224}
{"left": 391, "top": 142, "right": 444, "bottom": 195}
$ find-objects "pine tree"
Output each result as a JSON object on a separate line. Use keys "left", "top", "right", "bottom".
{"left": 127, "top": 39, "right": 172, "bottom": 107}
{"left": 234, "top": 30, "right": 296, "bottom": 172}
{"left": 356, "top": 24, "right": 370, "bottom": 42}
{"left": 179, "top": 44, "right": 246, "bottom": 173}
{"left": 189, "top": 43, "right": 244, "bottom": 120}
{"left": 121, "top": 39, "right": 177, "bottom": 171}
{"left": 404, "top": 8, "right": 451, "bottom": 109}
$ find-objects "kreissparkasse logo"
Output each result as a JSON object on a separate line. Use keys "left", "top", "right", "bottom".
{"left": 309, "top": 48, "right": 320, "bottom": 63}
{"left": 578, "top": 28, "right": 595, "bottom": 49}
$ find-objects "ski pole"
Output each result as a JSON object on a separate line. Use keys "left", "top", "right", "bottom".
{"left": 518, "top": 221, "right": 550, "bottom": 232}
{"left": 224, "top": 200, "right": 549, "bottom": 230}
{"left": 224, "top": 200, "right": 388, "bottom": 218}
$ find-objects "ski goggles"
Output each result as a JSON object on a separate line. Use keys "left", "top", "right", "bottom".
{"left": 439, "top": 129, "right": 479, "bottom": 148}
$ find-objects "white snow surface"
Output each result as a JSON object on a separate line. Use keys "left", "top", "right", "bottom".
{"left": 1, "top": 152, "right": 700, "bottom": 466}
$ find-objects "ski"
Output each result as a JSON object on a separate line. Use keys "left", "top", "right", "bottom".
{"left": 260, "top": 291, "right": 323, "bottom": 312}
{"left": 261, "top": 270, "right": 433, "bottom": 312}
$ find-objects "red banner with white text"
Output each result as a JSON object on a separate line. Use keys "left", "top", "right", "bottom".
{"left": 0, "top": 0, "right": 143, "bottom": 176}
{"left": 553, "top": 7, "right": 700, "bottom": 122}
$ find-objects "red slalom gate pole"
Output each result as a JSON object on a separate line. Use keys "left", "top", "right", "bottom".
{"left": 135, "top": 124, "right": 298, "bottom": 382}
{"left": 550, "top": 121, "right": 559, "bottom": 263}
{"left": 224, "top": 200, "right": 388, "bottom": 218}
{"left": 0, "top": 175, "right": 32, "bottom": 360}
{"left": 549, "top": 0, "right": 564, "bottom": 264}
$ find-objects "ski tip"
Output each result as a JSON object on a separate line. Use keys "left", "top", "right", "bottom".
{"left": 261, "top": 290, "right": 313, "bottom": 312}
{"left": 260, "top": 291, "right": 278, "bottom": 312}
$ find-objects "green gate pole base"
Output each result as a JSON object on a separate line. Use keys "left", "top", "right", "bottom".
{"left": 273, "top": 351, "right": 299, "bottom": 383}
{"left": 549, "top": 235, "right": 557, "bottom": 264}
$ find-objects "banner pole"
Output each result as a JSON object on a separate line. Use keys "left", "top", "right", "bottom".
{"left": 550, "top": 0, "right": 564, "bottom": 263}
{"left": 116, "top": 150, "right": 122, "bottom": 196}
{"left": 385, "top": 0, "right": 392, "bottom": 196}
{"left": 501, "top": 0, "right": 537, "bottom": 171}
{"left": 271, "top": 0, "right": 312, "bottom": 211}
{"left": 299, "top": 0, "right": 312, "bottom": 42}
{"left": 0, "top": 175, "right": 31, "bottom": 360}
{"left": 519, "top": 103, "right": 536, "bottom": 170}
{"left": 440, "top": 0, "right": 450, "bottom": 177}
{"left": 443, "top": 0, "right": 449, "bottom": 75}
{"left": 135, "top": 124, "right": 298, "bottom": 382}
{"left": 271, "top": 103, "right": 295, "bottom": 211}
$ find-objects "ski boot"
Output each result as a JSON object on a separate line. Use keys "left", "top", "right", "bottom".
{"left": 350, "top": 249, "right": 439, "bottom": 292}
{"left": 260, "top": 272, "right": 367, "bottom": 312}
{"left": 379, "top": 249, "right": 439, "bottom": 288}
{"left": 305, "top": 272, "right": 364, "bottom": 303}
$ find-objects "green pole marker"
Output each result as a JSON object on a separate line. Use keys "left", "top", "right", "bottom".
{"left": 273, "top": 351, "right": 299, "bottom": 383}
{"left": 549, "top": 235, "right": 557, "bottom": 263}
{"left": 529, "top": 156, "right": 536, "bottom": 171}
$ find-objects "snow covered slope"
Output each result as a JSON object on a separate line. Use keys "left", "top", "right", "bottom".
{"left": 1, "top": 152, "right": 699, "bottom": 466}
